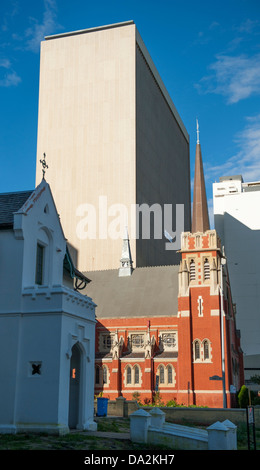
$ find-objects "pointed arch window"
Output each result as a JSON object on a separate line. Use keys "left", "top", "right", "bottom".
{"left": 125, "top": 365, "right": 142, "bottom": 387}
{"left": 167, "top": 365, "right": 173, "bottom": 384}
{"left": 35, "top": 243, "right": 44, "bottom": 285}
{"left": 95, "top": 364, "right": 110, "bottom": 387}
{"left": 156, "top": 365, "right": 176, "bottom": 386}
{"left": 193, "top": 339, "right": 212, "bottom": 362}
{"left": 194, "top": 340, "right": 200, "bottom": 361}
{"left": 126, "top": 366, "right": 132, "bottom": 384}
{"left": 134, "top": 365, "right": 140, "bottom": 384}
{"left": 159, "top": 365, "right": 165, "bottom": 384}
{"left": 103, "top": 365, "right": 108, "bottom": 384}
{"left": 35, "top": 227, "right": 53, "bottom": 287}
{"left": 204, "top": 258, "right": 210, "bottom": 280}
{"left": 203, "top": 340, "right": 211, "bottom": 361}
{"left": 190, "top": 259, "right": 196, "bottom": 281}
{"left": 203, "top": 341, "right": 209, "bottom": 360}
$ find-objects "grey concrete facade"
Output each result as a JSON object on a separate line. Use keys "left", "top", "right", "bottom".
{"left": 135, "top": 38, "right": 191, "bottom": 267}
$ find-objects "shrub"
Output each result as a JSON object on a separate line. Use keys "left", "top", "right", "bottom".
{"left": 152, "top": 392, "right": 164, "bottom": 406}
{"left": 165, "top": 399, "right": 178, "bottom": 407}
{"left": 250, "top": 374, "right": 260, "bottom": 385}
{"left": 252, "top": 395, "right": 260, "bottom": 406}
{"left": 238, "top": 385, "right": 249, "bottom": 408}
{"left": 143, "top": 397, "right": 152, "bottom": 406}
{"left": 132, "top": 392, "right": 142, "bottom": 404}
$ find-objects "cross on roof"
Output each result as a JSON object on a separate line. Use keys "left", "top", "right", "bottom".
{"left": 40, "top": 153, "right": 48, "bottom": 179}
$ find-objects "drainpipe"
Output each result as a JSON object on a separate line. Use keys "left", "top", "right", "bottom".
{"left": 220, "top": 254, "right": 227, "bottom": 408}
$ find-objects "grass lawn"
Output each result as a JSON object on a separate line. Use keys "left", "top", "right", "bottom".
{"left": 0, "top": 417, "right": 259, "bottom": 451}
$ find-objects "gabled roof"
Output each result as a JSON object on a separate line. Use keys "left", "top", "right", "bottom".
{"left": 82, "top": 265, "right": 179, "bottom": 319}
{"left": 0, "top": 190, "right": 33, "bottom": 228}
{"left": 0, "top": 185, "right": 90, "bottom": 287}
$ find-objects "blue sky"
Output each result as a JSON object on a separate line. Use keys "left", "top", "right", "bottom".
{"left": 1, "top": 0, "right": 260, "bottom": 226}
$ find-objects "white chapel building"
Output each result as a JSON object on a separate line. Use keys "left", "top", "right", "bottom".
{"left": 0, "top": 178, "right": 97, "bottom": 434}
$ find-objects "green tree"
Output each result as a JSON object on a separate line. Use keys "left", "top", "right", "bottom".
{"left": 238, "top": 385, "right": 249, "bottom": 408}
{"left": 250, "top": 374, "right": 260, "bottom": 385}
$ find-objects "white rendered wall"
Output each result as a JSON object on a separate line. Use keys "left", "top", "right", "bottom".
{"left": 0, "top": 291, "right": 96, "bottom": 433}
{"left": 213, "top": 178, "right": 260, "bottom": 375}
{"left": 0, "top": 181, "right": 97, "bottom": 433}
{"left": 36, "top": 23, "right": 137, "bottom": 271}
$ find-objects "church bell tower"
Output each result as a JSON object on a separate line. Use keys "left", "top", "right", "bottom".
{"left": 177, "top": 121, "right": 243, "bottom": 408}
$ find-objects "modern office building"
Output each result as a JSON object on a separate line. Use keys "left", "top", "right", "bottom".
{"left": 35, "top": 21, "right": 191, "bottom": 271}
{"left": 213, "top": 175, "right": 260, "bottom": 387}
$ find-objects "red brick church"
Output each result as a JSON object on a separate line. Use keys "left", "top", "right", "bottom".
{"left": 83, "top": 137, "right": 244, "bottom": 408}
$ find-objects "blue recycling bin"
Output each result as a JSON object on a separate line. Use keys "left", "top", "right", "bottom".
{"left": 96, "top": 397, "right": 109, "bottom": 416}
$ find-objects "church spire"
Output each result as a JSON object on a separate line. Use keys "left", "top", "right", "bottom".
{"left": 118, "top": 226, "right": 133, "bottom": 277}
{"left": 191, "top": 120, "right": 210, "bottom": 233}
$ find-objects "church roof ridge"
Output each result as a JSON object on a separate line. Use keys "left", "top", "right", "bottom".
{"left": 83, "top": 264, "right": 180, "bottom": 275}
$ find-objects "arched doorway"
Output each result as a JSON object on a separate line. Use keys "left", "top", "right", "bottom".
{"left": 68, "top": 343, "right": 81, "bottom": 429}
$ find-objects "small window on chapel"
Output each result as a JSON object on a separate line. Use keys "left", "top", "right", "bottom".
{"left": 30, "top": 362, "right": 42, "bottom": 376}
{"left": 35, "top": 243, "right": 44, "bottom": 285}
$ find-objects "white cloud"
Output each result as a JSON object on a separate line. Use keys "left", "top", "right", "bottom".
{"left": 0, "top": 59, "right": 21, "bottom": 87}
{"left": 25, "top": 0, "right": 60, "bottom": 53}
{"left": 236, "top": 19, "right": 259, "bottom": 34}
{"left": 0, "top": 70, "right": 21, "bottom": 87}
{"left": 196, "top": 53, "right": 260, "bottom": 104}
{"left": 205, "top": 115, "right": 260, "bottom": 183}
{"left": 1, "top": 1, "right": 20, "bottom": 32}
{"left": 0, "top": 59, "right": 11, "bottom": 69}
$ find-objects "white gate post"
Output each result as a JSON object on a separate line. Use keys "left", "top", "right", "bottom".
{"left": 149, "top": 407, "right": 165, "bottom": 428}
{"left": 207, "top": 421, "right": 231, "bottom": 450}
{"left": 222, "top": 419, "right": 237, "bottom": 450}
{"left": 130, "top": 409, "right": 151, "bottom": 443}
